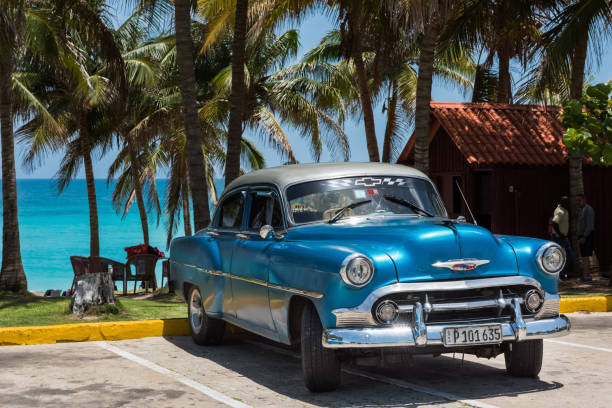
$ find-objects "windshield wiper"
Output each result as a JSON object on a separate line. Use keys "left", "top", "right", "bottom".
{"left": 383, "top": 195, "right": 435, "bottom": 217}
{"left": 328, "top": 199, "right": 372, "bottom": 224}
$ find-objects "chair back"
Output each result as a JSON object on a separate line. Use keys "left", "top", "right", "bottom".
{"left": 70, "top": 256, "right": 90, "bottom": 277}
{"left": 126, "top": 254, "right": 159, "bottom": 280}
{"left": 90, "top": 256, "right": 126, "bottom": 280}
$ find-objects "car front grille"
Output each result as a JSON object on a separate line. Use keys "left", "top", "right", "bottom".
{"left": 372, "top": 285, "right": 538, "bottom": 325}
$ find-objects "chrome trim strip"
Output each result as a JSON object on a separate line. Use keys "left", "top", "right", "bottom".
{"left": 322, "top": 315, "right": 571, "bottom": 349}
{"left": 171, "top": 260, "right": 323, "bottom": 299}
{"left": 231, "top": 274, "right": 268, "bottom": 287}
{"left": 432, "top": 259, "right": 490, "bottom": 271}
{"left": 268, "top": 283, "right": 324, "bottom": 299}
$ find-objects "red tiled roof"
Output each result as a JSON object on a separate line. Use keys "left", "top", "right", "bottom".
{"left": 400, "top": 102, "right": 568, "bottom": 165}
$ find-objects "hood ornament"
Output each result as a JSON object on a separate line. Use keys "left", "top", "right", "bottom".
{"left": 432, "top": 259, "right": 490, "bottom": 271}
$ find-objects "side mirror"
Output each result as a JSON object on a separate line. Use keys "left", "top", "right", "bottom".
{"left": 456, "top": 216, "right": 467, "bottom": 223}
{"left": 259, "top": 225, "right": 274, "bottom": 239}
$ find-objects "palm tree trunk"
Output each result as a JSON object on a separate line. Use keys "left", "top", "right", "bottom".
{"left": 382, "top": 81, "right": 398, "bottom": 163}
{"left": 496, "top": 44, "right": 511, "bottom": 103}
{"left": 182, "top": 169, "right": 192, "bottom": 236}
{"left": 225, "top": 0, "right": 249, "bottom": 184}
{"left": 414, "top": 20, "right": 439, "bottom": 175}
{"left": 174, "top": 0, "right": 211, "bottom": 231}
{"left": 83, "top": 147, "right": 100, "bottom": 258}
{"left": 350, "top": 0, "right": 379, "bottom": 162}
{"left": 0, "top": 59, "right": 27, "bottom": 292}
{"left": 570, "top": 32, "right": 588, "bottom": 99}
{"left": 567, "top": 30, "right": 589, "bottom": 276}
{"left": 127, "top": 140, "right": 149, "bottom": 245}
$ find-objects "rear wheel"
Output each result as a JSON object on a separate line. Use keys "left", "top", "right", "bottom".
{"left": 504, "top": 339, "right": 543, "bottom": 377}
{"left": 301, "top": 302, "right": 341, "bottom": 392}
{"left": 188, "top": 287, "right": 225, "bottom": 345}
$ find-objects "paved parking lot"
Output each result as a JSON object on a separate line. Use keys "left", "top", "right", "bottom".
{"left": 1, "top": 312, "right": 611, "bottom": 408}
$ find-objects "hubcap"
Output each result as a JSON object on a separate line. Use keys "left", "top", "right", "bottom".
{"left": 189, "top": 289, "right": 204, "bottom": 333}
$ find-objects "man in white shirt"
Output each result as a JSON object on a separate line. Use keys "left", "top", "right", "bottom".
{"left": 550, "top": 196, "right": 572, "bottom": 277}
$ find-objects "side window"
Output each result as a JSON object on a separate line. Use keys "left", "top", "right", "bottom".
{"left": 219, "top": 191, "right": 245, "bottom": 229}
{"left": 248, "top": 191, "right": 284, "bottom": 230}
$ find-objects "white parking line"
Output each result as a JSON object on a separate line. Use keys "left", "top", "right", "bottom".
{"left": 545, "top": 339, "right": 612, "bottom": 353}
{"left": 245, "top": 340, "right": 500, "bottom": 408}
{"left": 97, "top": 342, "right": 252, "bottom": 408}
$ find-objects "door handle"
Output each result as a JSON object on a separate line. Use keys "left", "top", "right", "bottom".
{"left": 207, "top": 231, "right": 219, "bottom": 237}
{"left": 236, "top": 233, "right": 249, "bottom": 240}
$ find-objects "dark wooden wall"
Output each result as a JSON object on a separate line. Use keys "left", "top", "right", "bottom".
{"left": 400, "top": 127, "right": 611, "bottom": 272}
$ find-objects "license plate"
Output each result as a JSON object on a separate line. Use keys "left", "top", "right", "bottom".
{"left": 443, "top": 324, "right": 502, "bottom": 346}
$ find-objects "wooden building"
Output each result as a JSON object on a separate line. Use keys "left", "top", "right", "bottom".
{"left": 398, "top": 102, "right": 611, "bottom": 272}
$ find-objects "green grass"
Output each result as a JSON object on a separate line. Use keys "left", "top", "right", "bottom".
{"left": 0, "top": 291, "right": 187, "bottom": 328}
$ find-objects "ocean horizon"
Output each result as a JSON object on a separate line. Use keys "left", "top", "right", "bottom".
{"left": 0, "top": 178, "right": 224, "bottom": 292}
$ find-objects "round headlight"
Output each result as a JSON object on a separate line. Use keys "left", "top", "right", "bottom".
{"left": 340, "top": 254, "right": 374, "bottom": 288}
{"left": 536, "top": 243, "right": 566, "bottom": 274}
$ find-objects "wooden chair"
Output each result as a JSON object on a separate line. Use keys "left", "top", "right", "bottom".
{"left": 90, "top": 256, "right": 127, "bottom": 295}
{"left": 126, "top": 254, "right": 159, "bottom": 294}
{"left": 70, "top": 256, "right": 90, "bottom": 291}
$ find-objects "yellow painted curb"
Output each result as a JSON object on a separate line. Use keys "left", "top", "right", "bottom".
{"left": 0, "top": 318, "right": 189, "bottom": 346}
{"left": 1, "top": 296, "right": 610, "bottom": 347}
{"left": 560, "top": 296, "right": 612, "bottom": 313}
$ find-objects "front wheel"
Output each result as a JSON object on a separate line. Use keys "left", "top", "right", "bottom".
{"left": 504, "top": 339, "right": 543, "bottom": 377}
{"left": 301, "top": 302, "right": 341, "bottom": 392}
{"left": 188, "top": 287, "right": 225, "bottom": 345}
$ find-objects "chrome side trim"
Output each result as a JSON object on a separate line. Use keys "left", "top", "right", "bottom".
{"left": 171, "top": 260, "right": 323, "bottom": 299}
{"left": 231, "top": 274, "right": 268, "bottom": 287}
{"left": 268, "top": 283, "right": 324, "bottom": 299}
{"left": 322, "top": 315, "right": 571, "bottom": 349}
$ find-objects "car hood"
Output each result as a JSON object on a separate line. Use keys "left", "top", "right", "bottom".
{"left": 285, "top": 216, "right": 518, "bottom": 282}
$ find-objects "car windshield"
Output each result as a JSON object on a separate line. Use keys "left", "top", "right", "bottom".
{"left": 286, "top": 176, "right": 447, "bottom": 224}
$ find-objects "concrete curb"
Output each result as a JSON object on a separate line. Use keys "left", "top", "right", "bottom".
{"left": 559, "top": 296, "right": 612, "bottom": 313}
{"left": 0, "top": 318, "right": 189, "bottom": 346}
{"left": 0, "top": 296, "right": 610, "bottom": 347}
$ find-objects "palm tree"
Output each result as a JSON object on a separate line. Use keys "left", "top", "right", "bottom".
{"left": 0, "top": 1, "right": 26, "bottom": 292}
{"left": 17, "top": 1, "right": 126, "bottom": 259}
{"left": 303, "top": 28, "right": 475, "bottom": 163}
{"left": 173, "top": 0, "right": 212, "bottom": 231}
{"left": 201, "top": 30, "right": 351, "bottom": 163}
{"left": 224, "top": 0, "right": 249, "bottom": 184}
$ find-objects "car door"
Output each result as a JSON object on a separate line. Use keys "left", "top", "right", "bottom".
{"left": 210, "top": 189, "right": 247, "bottom": 318}
{"left": 230, "top": 188, "right": 284, "bottom": 333}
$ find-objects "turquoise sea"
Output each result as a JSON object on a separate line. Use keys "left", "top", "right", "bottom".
{"left": 0, "top": 179, "right": 209, "bottom": 292}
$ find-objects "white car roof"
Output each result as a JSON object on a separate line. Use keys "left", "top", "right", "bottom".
{"left": 223, "top": 162, "right": 429, "bottom": 195}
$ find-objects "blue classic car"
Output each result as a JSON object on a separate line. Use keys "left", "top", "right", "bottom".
{"left": 169, "top": 162, "right": 570, "bottom": 392}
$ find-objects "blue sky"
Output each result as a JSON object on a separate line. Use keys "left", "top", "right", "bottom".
{"left": 11, "top": 7, "right": 612, "bottom": 179}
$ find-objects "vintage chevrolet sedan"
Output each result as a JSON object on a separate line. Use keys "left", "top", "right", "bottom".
{"left": 169, "top": 162, "right": 570, "bottom": 392}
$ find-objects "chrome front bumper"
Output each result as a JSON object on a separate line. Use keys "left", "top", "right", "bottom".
{"left": 322, "top": 314, "right": 570, "bottom": 348}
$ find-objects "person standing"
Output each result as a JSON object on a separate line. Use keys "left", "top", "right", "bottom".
{"left": 550, "top": 196, "right": 572, "bottom": 277}
{"left": 577, "top": 194, "right": 595, "bottom": 283}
